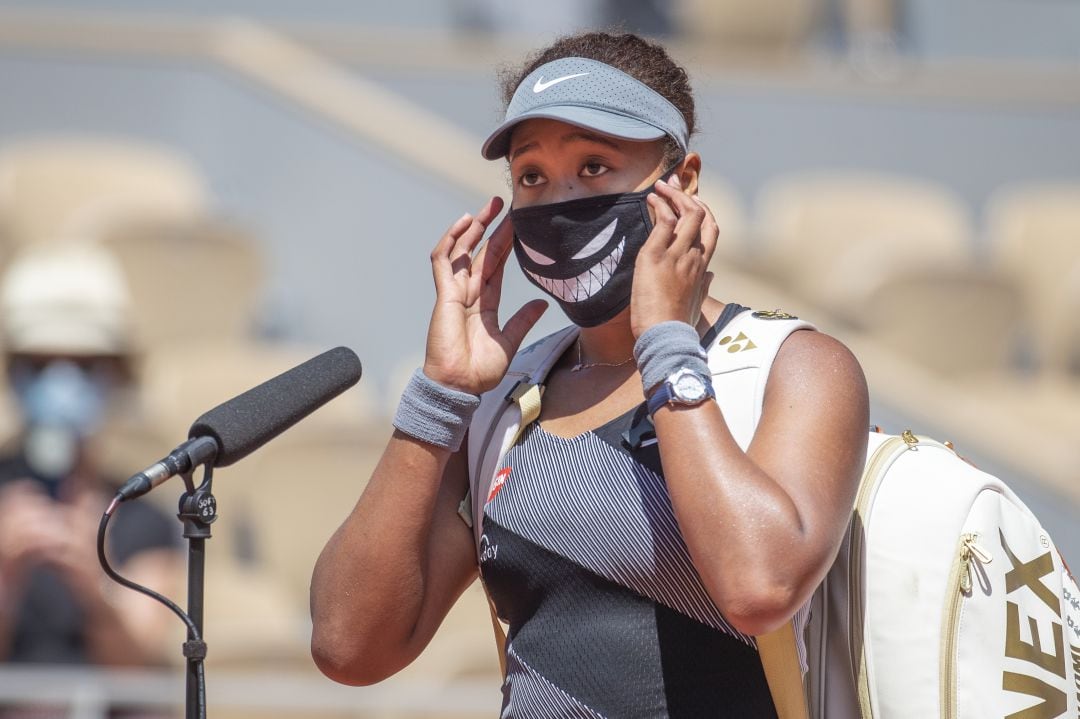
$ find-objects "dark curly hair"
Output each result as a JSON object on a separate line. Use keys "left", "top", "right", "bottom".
{"left": 499, "top": 31, "right": 696, "bottom": 166}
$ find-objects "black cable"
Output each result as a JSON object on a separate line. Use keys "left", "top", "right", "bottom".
{"left": 98, "top": 495, "right": 207, "bottom": 718}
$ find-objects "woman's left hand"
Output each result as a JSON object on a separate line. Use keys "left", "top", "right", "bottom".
{"left": 630, "top": 175, "right": 718, "bottom": 339}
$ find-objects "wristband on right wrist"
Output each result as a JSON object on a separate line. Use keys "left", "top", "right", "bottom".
{"left": 633, "top": 321, "right": 710, "bottom": 396}
{"left": 392, "top": 368, "right": 480, "bottom": 452}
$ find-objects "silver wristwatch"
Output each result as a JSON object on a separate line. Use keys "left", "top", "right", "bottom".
{"left": 646, "top": 367, "right": 715, "bottom": 417}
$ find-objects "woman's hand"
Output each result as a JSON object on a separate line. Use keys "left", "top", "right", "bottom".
{"left": 630, "top": 176, "right": 718, "bottom": 339}
{"left": 423, "top": 196, "right": 548, "bottom": 395}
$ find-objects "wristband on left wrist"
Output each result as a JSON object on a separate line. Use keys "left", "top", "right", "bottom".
{"left": 633, "top": 320, "right": 710, "bottom": 396}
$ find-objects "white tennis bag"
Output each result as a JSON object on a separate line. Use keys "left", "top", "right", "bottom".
{"left": 465, "top": 308, "right": 1080, "bottom": 718}
{"left": 806, "top": 429, "right": 1080, "bottom": 719}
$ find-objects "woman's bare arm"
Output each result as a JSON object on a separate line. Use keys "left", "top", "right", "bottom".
{"left": 310, "top": 433, "right": 478, "bottom": 685}
{"left": 311, "top": 197, "right": 546, "bottom": 685}
{"left": 632, "top": 176, "right": 868, "bottom": 635}
{"left": 653, "top": 330, "right": 868, "bottom": 636}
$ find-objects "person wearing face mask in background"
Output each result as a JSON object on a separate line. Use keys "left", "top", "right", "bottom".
{"left": 311, "top": 31, "right": 869, "bottom": 717}
{"left": 0, "top": 242, "right": 181, "bottom": 679}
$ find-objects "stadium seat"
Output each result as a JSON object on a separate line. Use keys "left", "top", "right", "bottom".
{"left": 698, "top": 173, "right": 748, "bottom": 261}
{"left": 0, "top": 136, "right": 207, "bottom": 249}
{"left": 985, "top": 182, "right": 1080, "bottom": 377}
{"left": 750, "top": 171, "right": 1035, "bottom": 376}
{"left": 98, "top": 217, "right": 266, "bottom": 348}
{"left": 755, "top": 171, "right": 974, "bottom": 312}
{"left": 672, "top": 0, "right": 824, "bottom": 48}
{"left": 864, "top": 269, "right": 1024, "bottom": 376}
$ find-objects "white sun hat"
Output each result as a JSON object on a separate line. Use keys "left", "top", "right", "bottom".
{"left": 0, "top": 241, "right": 134, "bottom": 356}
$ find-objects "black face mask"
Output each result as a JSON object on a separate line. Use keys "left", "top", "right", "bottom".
{"left": 511, "top": 185, "right": 656, "bottom": 328}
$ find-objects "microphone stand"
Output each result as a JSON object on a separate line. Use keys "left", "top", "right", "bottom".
{"left": 177, "top": 463, "right": 217, "bottom": 719}
{"left": 98, "top": 437, "right": 219, "bottom": 719}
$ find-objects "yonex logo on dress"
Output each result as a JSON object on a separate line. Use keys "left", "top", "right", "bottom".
{"left": 718, "top": 332, "right": 758, "bottom": 353}
{"left": 533, "top": 73, "right": 590, "bottom": 93}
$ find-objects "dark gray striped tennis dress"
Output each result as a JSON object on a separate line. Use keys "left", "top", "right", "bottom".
{"left": 478, "top": 388, "right": 779, "bottom": 718}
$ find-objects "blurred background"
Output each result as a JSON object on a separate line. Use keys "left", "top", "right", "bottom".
{"left": 0, "top": 0, "right": 1076, "bottom": 716}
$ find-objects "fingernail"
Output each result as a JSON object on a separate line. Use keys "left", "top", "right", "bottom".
{"left": 671, "top": 174, "right": 682, "bottom": 189}
{"left": 656, "top": 178, "right": 668, "bottom": 186}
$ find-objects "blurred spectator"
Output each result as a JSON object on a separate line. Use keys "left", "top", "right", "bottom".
{"left": 0, "top": 243, "right": 182, "bottom": 708}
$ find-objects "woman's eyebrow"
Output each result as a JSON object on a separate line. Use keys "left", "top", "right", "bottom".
{"left": 561, "top": 131, "right": 621, "bottom": 150}
{"left": 509, "top": 131, "right": 622, "bottom": 162}
{"left": 509, "top": 141, "right": 538, "bottom": 162}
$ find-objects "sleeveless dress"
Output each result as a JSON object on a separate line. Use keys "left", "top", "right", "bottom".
{"left": 477, "top": 311, "right": 782, "bottom": 719}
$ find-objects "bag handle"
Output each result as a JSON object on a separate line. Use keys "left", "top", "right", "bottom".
{"left": 757, "top": 621, "right": 810, "bottom": 719}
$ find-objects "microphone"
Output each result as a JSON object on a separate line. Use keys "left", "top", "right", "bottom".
{"left": 117, "top": 346, "right": 362, "bottom": 501}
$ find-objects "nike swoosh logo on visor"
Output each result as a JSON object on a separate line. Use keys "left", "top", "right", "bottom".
{"left": 533, "top": 73, "right": 589, "bottom": 93}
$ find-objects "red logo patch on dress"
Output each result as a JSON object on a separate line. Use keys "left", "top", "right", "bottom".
{"left": 487, "top": 467, "right": 511, "bottom": 503}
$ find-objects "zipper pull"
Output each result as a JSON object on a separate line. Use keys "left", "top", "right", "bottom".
{"left": 959, "top": 533, "right": 993, "bottom": 594}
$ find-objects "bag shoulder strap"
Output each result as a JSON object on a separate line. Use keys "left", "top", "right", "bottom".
{"left": 460, "top": 325, "right": 578, "bottom": 544}
{"left": 706, "top": 309, "right": 816, "bottom": 435}
{"left": 465, "top": 326, "right": 578, "bottom": 679}
{"left": 706, "top": 309, "right": 814, "bottom": 719}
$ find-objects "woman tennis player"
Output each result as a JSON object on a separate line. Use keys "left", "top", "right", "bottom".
{"left": 311, "top": 30, "right": 868, "bottom": 717}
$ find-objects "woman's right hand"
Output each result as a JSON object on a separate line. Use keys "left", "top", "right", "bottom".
{"left": 423, "top": 196, "right": 548, "bottom": 396}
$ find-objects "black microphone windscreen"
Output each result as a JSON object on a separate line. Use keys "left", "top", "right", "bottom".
{"left": 188, "top": 346, "right": 362, "bottom": 467}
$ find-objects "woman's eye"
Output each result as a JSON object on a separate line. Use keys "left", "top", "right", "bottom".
{"left": 519, "top": 172, "right": 545, "bottom": 187}
{"left": 581, "top": 162, "right": 609, "bottom": 178}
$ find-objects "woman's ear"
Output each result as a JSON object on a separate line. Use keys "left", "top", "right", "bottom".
{"left": 676, "top": 153, "right": 702, "bottom": 196}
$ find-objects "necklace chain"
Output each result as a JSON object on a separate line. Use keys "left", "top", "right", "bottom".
{"left": 570, "top": 337, "right": 635, "bottom": 372}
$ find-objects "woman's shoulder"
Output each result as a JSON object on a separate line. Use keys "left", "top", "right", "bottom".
{"left": 765, "top": 320, "right": 869, "bottom": 421}
{"left": 776, "top": 321, "right": 863, "bottom": 379}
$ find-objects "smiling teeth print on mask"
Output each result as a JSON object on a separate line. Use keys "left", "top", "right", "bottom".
{"left": 511, "top": 185, "right": 656, "bottom": 328}
{"left": 523, "top": 237, "right": 625, "bottom": 303}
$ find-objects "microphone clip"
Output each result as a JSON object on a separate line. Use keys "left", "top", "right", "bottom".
{"left": 178, "top": 463, "right": 218, "bottom": 539}
{"left": 117, "top": 435, "right": 219, "bottom": 502}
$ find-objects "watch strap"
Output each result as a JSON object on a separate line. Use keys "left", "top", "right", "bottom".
{"left": 646, "top": 382, "right": 674, "bottom": 416}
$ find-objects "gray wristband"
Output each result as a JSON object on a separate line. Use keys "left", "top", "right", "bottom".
{"left": 633, "top": 321, "right": 710, "bottom": 395}
{"left": 393, "top": 368, "right": 480, "bottom": 452}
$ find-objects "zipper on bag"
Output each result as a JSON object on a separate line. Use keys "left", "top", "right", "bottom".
{"left": 940, "top": 532, "right": 992, "bottom": 719}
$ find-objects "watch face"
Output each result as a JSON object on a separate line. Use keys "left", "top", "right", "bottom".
{"left": 673, "top": 372, "right": 707, "bottom": 402}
